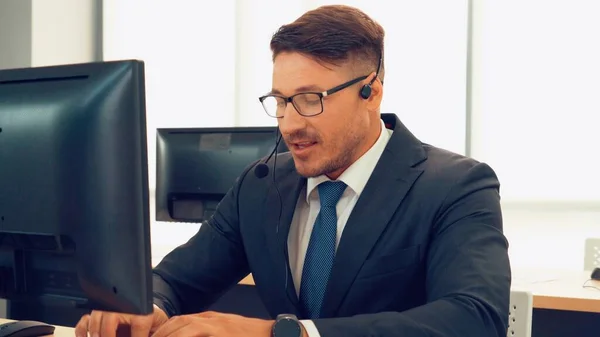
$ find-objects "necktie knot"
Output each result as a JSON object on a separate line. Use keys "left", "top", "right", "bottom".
{"left": 318, "top": 181, "right": 347, "bottom": 208}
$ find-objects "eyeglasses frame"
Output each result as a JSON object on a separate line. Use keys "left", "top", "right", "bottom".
{"left": 258, "top": 75, "right": 369, "bottom": 118}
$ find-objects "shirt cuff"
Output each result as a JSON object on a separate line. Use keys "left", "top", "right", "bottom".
{"left": 300, "top": 320, "right": 321, "bottom": 337}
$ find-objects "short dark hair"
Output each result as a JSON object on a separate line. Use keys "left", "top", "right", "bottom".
{"left": 270, "top": 5, "right": 385, "bottom": 80}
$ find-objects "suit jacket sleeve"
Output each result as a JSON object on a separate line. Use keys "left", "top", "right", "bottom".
{"left": 152, "top": 162, "right": 257, "bottom": 317}
{"left": 313, "top": 162, "right": 511, "bottom": 337}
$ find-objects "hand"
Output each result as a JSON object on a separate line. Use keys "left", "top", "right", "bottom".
{"left": 150, "top": 311, "right": 275, "bottom": 337}
{"left": 75, "top": 305, "right": 169, "bottom": 337}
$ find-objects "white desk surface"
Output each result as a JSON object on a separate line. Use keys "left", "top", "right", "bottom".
{"left": 0, "top": 319, "right": 73, "bottom": 337}
{"left": 512, "top": 268, "right": 600, "bottom": 313}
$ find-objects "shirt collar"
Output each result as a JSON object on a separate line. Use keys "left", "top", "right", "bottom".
{"left": 306, "top": 119, "right": 392, "bottom": 202}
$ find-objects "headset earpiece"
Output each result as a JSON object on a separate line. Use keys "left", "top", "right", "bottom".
{"left": 359, "top": 55, "right": 382, "bottom": 100}
{"left": 359, "top": 84, "right": 372, "bottom": 99}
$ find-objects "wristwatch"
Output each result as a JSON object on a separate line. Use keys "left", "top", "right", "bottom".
{"left": 271, "top": 314, "right": 302, "bottom": 337}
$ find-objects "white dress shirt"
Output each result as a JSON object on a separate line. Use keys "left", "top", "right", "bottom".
{"left": 287, "top": 119, "right": 393, "bottom": 336}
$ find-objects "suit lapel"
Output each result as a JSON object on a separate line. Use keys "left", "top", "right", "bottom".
{"left": 264, "top": 155, "right": 305, "bottom": 315}
{"left": 320, "top": 114, "right": 427, "bottom": 317}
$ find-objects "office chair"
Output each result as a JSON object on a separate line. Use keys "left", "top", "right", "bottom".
{"left": 507, "top": 290, "right": 533, "bottom": 337}
{"left": 583, "top": 238, "right": 600, "bottom": 271}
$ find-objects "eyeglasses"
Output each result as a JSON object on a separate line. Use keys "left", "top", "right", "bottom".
{"left": 258, "top": 75, "right": 367, "bottom": 118}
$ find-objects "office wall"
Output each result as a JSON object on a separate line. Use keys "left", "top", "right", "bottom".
{"left": 102, "top": 0, "right": 238, "bottom": 194}
{"left": 502, "top": 202, "right": 600, "bottom": 270}
{"left": 0, "top": 0, "right": 100, "bottom": 70}
{"left": 0, "top": 0, "right": 32, "bottom": 70}
{"left": 470, "top": 0, "right": 600, "bottom": 203}
{"left": 470, "top": 0, "right": 600, "bottom": 270}
{"left": 31, "top": 0, "right": 101, "bottom": 66}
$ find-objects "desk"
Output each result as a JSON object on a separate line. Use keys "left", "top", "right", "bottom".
{"left": 513, "top": 268, "right": 600, "bottom": 313}
{"left": 0, "top": 319, "right": 73, "bottom": 337}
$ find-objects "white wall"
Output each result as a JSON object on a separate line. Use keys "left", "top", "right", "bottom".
{"left": 0, "top": 0, "right": 99, "bottom": 70}
{"left": 31, "top": 0, "right": 100, "bottom": 67}
{"left": 470, "top": 0, "right": 600, "bottom": 270}
{"left": 103, "top": 0, "right": 237, "bottom": 194}
{"left": 232, "top": 0, "right": 305, "bottom": 127}
{"left": 503, "top": 202, "right": 600, "bottom": 271}
{"left": 0, "top": 0, "right": 32, "bottom": 70}
{"left": 470, "top": 0, "right": 600, "bottom": 203}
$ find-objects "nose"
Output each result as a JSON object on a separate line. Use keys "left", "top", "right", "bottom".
{"left": 278, "top": 102, "right": 306, "bottom": 136}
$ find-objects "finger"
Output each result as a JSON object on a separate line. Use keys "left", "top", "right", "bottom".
{"left": 74, "top": 314, "right": 90, "bottom": 337}
{"left": 130, "top": 316, "right": 153, "bottom": 337}
{"left": 99, "top": 313, "right": 119, "bottom": 337}
{"left": 88, "top": 311, "right": 104, "bottom": 337}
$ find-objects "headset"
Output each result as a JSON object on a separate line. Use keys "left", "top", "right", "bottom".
{"left": 359, "top": 54, "right": 383, "bottom": 100}
{"left": 254, "top": 130, "right": 282, "bottom": 179}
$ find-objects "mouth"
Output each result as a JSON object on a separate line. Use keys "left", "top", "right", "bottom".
{"left": 290, "top": 141, "right": 318, "bottom": 154}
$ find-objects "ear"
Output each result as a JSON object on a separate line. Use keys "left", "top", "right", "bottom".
{"left": 364, "top": 72, "right": 383, "bottom": 112}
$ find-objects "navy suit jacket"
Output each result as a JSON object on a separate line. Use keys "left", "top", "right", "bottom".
{"left": 153, "top": 113, "right": 511, "bottom": 337}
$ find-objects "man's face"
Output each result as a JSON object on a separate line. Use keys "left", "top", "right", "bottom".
{"left": 271, "top": 52, "right": 372, "bottom": 178}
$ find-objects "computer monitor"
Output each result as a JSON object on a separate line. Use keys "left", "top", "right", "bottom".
{"left": 0, "top": 60, "right": 153, "bottom": 315}
{"left": 155, "top": 127, "right": 287, "bottom": 223}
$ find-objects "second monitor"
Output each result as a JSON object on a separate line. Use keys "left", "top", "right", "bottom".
{"left": 156, "top": 127, "right": 287, "bottom": 223}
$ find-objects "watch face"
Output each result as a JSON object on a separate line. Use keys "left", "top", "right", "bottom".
{"left": 273, "top": 317, "right": 301, "bottom": 337}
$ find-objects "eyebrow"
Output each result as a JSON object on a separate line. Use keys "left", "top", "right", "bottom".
{"left": 270, "top": 84, "right": 325, "bottom": 96}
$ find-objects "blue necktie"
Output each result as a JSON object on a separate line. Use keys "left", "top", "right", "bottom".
{"left": 299, "top": 181, "right": 347, "bottom": 319}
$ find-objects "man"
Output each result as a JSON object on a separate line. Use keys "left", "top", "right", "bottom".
{"left": 76, "top": 5, "right": 510, "bottom": 337}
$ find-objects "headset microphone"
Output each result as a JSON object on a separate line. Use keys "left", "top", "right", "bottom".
{"left": 254, "top": 129, "right": 293, "bottom": 306}
{"left": 254, "top": 132, "right": 283, "bottom": 179}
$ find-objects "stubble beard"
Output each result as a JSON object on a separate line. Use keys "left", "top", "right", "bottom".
{"left": 294, "top": 130, "right": 364, "bottom": 178}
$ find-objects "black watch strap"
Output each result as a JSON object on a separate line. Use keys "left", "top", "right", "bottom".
{"left": 272, "top": 314, "right": 302, "bottom": 337}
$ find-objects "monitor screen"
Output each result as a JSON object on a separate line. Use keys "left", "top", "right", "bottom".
{"left": 0, "top": 60, "right": 153, "bottom": 316}
{"left": 156, "top": 127, "right": 287, "bottom": 223}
